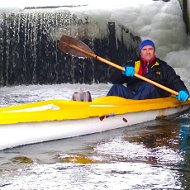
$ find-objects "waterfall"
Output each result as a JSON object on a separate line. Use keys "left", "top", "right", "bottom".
{"left": 0, "top": 9, "right": 140, "bottom": 85}
{"left": 0, "top": 0, "right": 188, "bottom": 85}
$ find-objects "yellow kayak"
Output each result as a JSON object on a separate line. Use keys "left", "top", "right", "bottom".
{"left": 0, "top": 96, "right": 189, "bottom": 124}
{"left": 0, "top": 96, "right": 189, "bottom": 150}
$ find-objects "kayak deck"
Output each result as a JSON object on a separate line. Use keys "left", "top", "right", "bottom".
{"left": 0, "top": 96, "right": 189, "bottom": 125}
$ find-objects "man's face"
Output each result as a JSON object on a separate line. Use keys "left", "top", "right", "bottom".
{"left": 140, "top": 45, "right": 155, "bottom": 61}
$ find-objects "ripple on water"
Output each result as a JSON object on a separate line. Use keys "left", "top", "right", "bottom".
{"left": 94, "top": 136, "right": 184, "bottom": 166}
{"left": 0, "top": 162, "right": 183, "bottom": 190}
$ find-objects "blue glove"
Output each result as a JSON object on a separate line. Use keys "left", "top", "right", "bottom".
{"left": 177, "top": 90, "right": 189, "bottom": 102}
{"left": 122, "top": 66, "right": 135, "bottom": 77}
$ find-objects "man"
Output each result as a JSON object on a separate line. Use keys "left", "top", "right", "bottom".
{"left": 107, "top": 39, "right": 189, "bottom": 101}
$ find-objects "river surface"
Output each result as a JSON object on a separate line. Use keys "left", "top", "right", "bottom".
{"left": 0, "top": 83, "right": 190, "bottom": 190}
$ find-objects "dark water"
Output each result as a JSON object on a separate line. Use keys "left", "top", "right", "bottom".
{"left": 0, "top": 84, "right": 190, "bottom": 189}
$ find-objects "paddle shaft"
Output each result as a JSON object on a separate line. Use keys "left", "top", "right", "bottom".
{"left": 67, "top": 43, "right": 185, "bottom": 98}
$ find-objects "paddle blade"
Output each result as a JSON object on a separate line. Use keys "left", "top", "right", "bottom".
{"left": 58, "top": 35, "right": 94, "bottom": 58}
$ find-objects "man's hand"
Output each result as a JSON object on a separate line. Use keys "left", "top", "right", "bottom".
{"left": 177, "top": 90, "right": 189, "bottom": 102}
{"left": 122, "top": 66, "right": 135, "bottom": 77}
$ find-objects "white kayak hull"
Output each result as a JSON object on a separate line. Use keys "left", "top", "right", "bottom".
{"left": 0, "top": 102, "right": 189, "bottom": 150}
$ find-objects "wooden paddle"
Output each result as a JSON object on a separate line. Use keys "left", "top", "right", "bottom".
{"left": 58, "top": 35, "right": 184, "bottom": 98}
